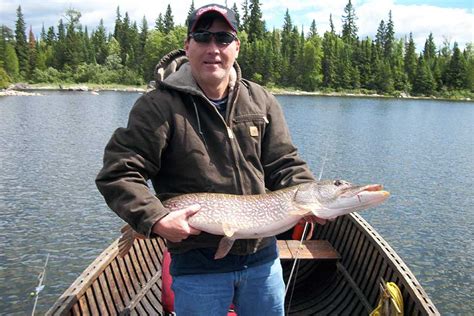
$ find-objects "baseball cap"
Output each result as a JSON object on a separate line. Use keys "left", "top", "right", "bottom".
{"left": 187, "top": 4, "right": 238, "bottom": 34}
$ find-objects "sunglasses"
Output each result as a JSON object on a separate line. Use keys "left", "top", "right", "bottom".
{"left": 190, "top": 31, "right": 237, "bottom": 45}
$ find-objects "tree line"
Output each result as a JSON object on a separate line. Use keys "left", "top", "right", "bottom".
{"left": 1, "top": 0, "right": 472, "bottom": 98}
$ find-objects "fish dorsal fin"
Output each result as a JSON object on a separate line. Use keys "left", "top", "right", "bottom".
{"left": 222, "top": 222, "right": 237, "bottom": 237}
{"left": 215, "top": 237, "right": 236, "bottom": 259}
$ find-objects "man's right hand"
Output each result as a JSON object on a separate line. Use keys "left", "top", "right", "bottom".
{"left": 152, "top": 204, "right": 202, "bottom": 242}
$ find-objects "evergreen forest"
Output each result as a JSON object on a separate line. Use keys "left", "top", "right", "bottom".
{"left": 1, "top": 0, "right": 473, "bottom": 98}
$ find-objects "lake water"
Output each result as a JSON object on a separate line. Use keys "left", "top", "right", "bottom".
{"left": 0, "top": 91, "right": 472, "bottom": 315}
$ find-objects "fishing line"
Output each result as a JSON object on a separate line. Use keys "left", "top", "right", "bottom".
{"left": 285, "top": 143, "right": 330, "bottom": 315}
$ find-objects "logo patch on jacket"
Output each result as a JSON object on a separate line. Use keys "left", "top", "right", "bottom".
{"left": 249, "top": 126, "right": 259, "bottom": 137}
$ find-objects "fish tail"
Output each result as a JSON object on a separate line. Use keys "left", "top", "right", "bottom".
{"left": 118, "top": 224, "right": 138, "bottom": 258}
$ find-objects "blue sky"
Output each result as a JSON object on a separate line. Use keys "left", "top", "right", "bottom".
{"left": 0, "top": 0, "right": 472, "bottom": 51}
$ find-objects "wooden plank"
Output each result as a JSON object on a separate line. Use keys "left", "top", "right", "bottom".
{"left": 110, "top": 259, "right": 131, "bottom": 306}
{"left": 141, "top": 239, "right": 160, "bottom": 272}
{"left": 98, "top": 271, "right": 118, "bottom": 314}
{"left": 92, "top": 280, "right": 109, "bottom": 315}
{"left": 78, "top": 294, "right": 89, "bottom": 315}
{"left": 103, "top": 263, "right": 124, "bottom": 312}
{"left": 72, "top": 303, "right": 81, "bottom": 315}
{"left": 85, "top": 287, "right": 100, "bottom": 315}
{"left": 278, "top": 240, "right": 340, "bottom": 260}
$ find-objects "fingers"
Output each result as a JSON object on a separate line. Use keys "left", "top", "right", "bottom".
{"left": 183, "top": 204, "right": 201, "bottom": 217}
{"left": 152, "top": 204, "right": 202, "bottom": 242}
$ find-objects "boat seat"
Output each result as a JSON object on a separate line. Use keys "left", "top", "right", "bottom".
{"left": 278, "top": 240, "right": 341, "bottom": 260}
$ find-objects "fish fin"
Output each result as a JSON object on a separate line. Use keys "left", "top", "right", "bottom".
{"left": 288, "top": 205, "right": 313, "bottom": 216}
{"left": 118, "top": 224, "right": 146, "bottom": 258}
{"left": 222, "top": 222, "right": 237, "bottom": 237}
{"left": 215, "top": 237, "right": 235, "bottom": 259}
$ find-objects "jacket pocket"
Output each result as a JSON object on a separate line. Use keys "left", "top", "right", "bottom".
{"left": 231, "top": 114, "right": 267, "bottom": 182}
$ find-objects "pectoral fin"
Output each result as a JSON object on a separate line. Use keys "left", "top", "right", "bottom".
{"left": 215, "top": 237, "right": 235, "bottom": 259}
{"left": 222, "top": 222, "right": 237, "bottom": 237}
{"left": 288, "top": 205, "right": 313, "bottom": 216}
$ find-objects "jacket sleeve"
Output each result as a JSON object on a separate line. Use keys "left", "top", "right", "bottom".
{"left": 260, "top": 91, "right": 316, "bottom": 190}
{"left": 96, "top": 93, "right": 170, "bottom": 237}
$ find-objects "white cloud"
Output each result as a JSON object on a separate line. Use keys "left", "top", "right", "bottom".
{"left": 0, "top": 0, "right": 471, "bottom": 51}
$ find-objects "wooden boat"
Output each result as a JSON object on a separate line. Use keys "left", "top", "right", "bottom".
{"left": 47, "top": 213, "right": 439, "bottom": 315}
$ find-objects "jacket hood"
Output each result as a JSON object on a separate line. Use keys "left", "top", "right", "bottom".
{"left": 153, "top": 49, "right": 241, "bottom": 96}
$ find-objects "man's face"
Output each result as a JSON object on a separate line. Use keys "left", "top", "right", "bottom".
{"left": 185, "top": 18, "right": 240, "bottom": 93}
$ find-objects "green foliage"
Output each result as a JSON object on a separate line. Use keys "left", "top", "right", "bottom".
{"left": 2, "top": 42, "right": 20, "bottom": 79}
{"left": 0, "top": 67, "right": 11, "bottom": 88}
{"left": 15, "top": 6, "right": 28, "bottom": 78}
{"left": 1, "top": 5, "right": 471, "bottom": 98}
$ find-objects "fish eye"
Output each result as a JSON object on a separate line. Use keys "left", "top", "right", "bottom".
{"left": 334, "top": 180, "right": 343, "bottom": 186}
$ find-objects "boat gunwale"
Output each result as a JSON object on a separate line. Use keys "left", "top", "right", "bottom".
{"left": 346, "top": 213, "right": 440, "bottom": 315}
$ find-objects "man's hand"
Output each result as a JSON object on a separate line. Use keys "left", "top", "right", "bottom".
{"left": 152, "top": 204, "right": 202, "bottom": 242}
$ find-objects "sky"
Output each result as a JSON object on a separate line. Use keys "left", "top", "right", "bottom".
{"left": 0, "top": 0, "right": 472, "bottom": 51}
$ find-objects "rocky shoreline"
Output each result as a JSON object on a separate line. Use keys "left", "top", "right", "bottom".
{"left": 0, "top": 83, "right": 148, "bottom": 96}
{"left": 1, "top": 83, "right": 471, "bottom": 102}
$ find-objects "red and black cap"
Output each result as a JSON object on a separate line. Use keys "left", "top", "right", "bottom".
{"left": 187, "top": 4, "right": 238, "bottom": 34}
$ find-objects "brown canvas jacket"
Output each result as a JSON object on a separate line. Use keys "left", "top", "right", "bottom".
{"left": 96, "top": 53, "right": 315, "bottom": 255}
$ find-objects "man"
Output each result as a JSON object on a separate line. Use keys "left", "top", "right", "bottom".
{"left": 96, "top": 3, "right": 322, "bottom": 315}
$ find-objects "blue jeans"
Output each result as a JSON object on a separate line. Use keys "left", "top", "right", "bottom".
{"left": 171, "top": 257, "right": 285, "bottom": 316}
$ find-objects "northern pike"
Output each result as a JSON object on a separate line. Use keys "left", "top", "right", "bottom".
{"left": 119, "top": 180, "right": 390, "bottom": 259}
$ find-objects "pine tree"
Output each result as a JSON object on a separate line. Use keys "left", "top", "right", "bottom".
{"left": 138, "top": 16, "right": 148, "bottom": 75}
{"left": 248, "top": 0, "right": 264, "bottom": 42}
{"left": 53, "top": 19, "right": 66, "bottom": 69}
{"left": 241, "top": 0, "right": 250, "bottom": 33}
{"left": 163, "top": 4, "right": 175, "bottom": 34}
{"left": 357, "top": 37, "right": 373, "bottom": 89}
{"left": 322, "top": 31, "right": 338, "bottom": 88}
{"left": 231, "top": 3, "right": 241, "bottom": 30}
{"left": 187, "top": 0, "right": 195, "bottom": 25}
{"left": 28, "top": 26, "right": 37, "bottom": 78}
{"left": 423, "top": 33, "right": 437, "bottom": 61}
{"left": 444, "top": 42, "right": 467, "bottom": 89}
{"left": 308, "top": 20, "right": 318, "bottom": 39}
{"left": 14, "top": 6, "right": 29, "bottom": 77}
{"left": 329, "top": 14, "right": 335, "bottom": 34}
{"left": 404, "top": 33, "right": 417, "bottom": 87}
{"left": 92, "top": 19, "right": 108, "bottom": 65}
{"left": 114, "top": 7, "right": 122, "bottom": 41}
{"left": 64, "top": 9, "right": 83, "bottom": 69}
{"left": 155, "top": 14, "right": 164, "bottom": 32}
{"left": 464, "top": 44, "right": 474, "bottom": 91}
{"left": 341, "top": 0, "right": 358, "bottom": 44}
{"left": 375, "top": 19, "right": 385, "bottom": 55}
{"left": 384, "top": 11, "right": 395, "bottom": 58}
{"left": 413, "top": 55, "right": 435, "bottom": 95}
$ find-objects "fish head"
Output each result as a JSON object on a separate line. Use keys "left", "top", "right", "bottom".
{"left": 294, "top": 180, "right": 390, "bottom": 219}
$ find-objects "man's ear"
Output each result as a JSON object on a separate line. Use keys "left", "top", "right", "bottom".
{"left": 235, "top": 39, "right": 240, "bottom": 57}
{"left": 184, "top": 39, "right": 190, "bottom": 56}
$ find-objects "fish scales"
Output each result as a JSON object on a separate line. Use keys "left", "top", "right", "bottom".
{"left": 120, "top": 180, "right": 390, "bottom": 259}
{"left": 163, "top": 187, "right": 298, "bottom": 231}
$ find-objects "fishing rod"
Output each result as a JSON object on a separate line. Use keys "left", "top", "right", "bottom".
{"left": 31, "top": 253, "right": 50, "bottom": 316}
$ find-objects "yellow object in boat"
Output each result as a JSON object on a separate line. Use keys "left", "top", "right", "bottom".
{"left": 370, "top": 281, "right": 404, "bottom": 316}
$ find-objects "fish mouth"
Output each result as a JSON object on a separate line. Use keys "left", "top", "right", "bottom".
{"left": 354, "top": 184, "right": 390, "bottom": 203}
{"left": 346, "top": 184, "right": 387, "bottom": 196}
{"left": 340, "top": 184, "right": 390, "bottom": 205}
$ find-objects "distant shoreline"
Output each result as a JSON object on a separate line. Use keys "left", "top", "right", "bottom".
{"left": 1, "top": 83, "right": 472, "bottom": 102}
